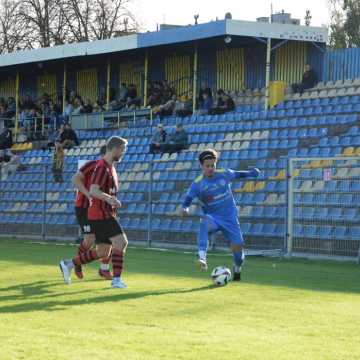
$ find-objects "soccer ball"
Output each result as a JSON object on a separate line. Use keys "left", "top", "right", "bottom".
{"left": 211, "top": 266, "right": 231, "bottom": 286}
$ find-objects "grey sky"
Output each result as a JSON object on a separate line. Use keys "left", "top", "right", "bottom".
{"left": 131, "top": 0, "right": 330, "bottom": 31}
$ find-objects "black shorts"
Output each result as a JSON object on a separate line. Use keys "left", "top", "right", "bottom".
{"left": 75, "top": 207, "right": 92, "bottom": 234}
{"left": 89, "top": 218, "right": 124, "bottom": 245}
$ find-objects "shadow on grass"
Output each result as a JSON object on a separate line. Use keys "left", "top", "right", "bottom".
{"left": 1, "top": 240, "right": 360, "bottom": 295}
{"left": 0, "top": 282, "right": 217, "bottom": 314}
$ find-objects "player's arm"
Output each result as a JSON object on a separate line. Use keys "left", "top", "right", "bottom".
{"left": 180, "top": 182, "right": 199, "bottom": 216}
{"left": 224, "top": 168, "right": 261, "bottom": 181}
{"left": 89, "top": 184, "right": 121, "bottom": 208}
{"left": 72, "top": 171, "right": 90, "bottom": 199}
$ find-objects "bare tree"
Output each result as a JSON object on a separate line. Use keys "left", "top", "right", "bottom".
{"left": 59, "top": 0, "right": 138, "bottom": 42}
{"left": 0, "top": 0, "right": 30, "bottom": 53}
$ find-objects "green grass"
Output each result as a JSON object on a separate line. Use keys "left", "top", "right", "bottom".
{"left": 0, "top": 239, "right": 360, "bottom": 360}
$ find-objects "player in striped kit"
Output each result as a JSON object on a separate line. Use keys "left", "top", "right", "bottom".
{"left": 60, "top": 136, "right": 129, "bottom": 289}
{"left": 71, "top": 144, "right": 112, "bottom": 280}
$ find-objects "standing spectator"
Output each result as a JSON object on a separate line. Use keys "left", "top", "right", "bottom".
{"left": 52, "top": 141, "right": 64, "bottom": 183}
{"left": 0, "top": 127, "right": 13, "bottom": 150}
{"left": 60, "top": 123, "right": 79, "bottom": 148}
{"left": 291, "top": 64, "right": 317, "bottom": 95}
{"left": 149, "top": 124, "right": 167, "bottom": 153}
{"left": 161, "top": 124, "right": 188, "bottom": 154}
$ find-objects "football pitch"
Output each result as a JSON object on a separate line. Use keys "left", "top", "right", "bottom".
{"left": 0, "top": 239, "right": 359, "bottom": 360}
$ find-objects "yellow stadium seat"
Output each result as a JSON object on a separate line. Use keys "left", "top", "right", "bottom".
{"left": 255, "top": 181, "right": 265, "bottom": 191}
{"left": 355, "top": 147, "right": 360, "bottom": 156}
{"left": 343, "top": 147, "right": 355, "bottom": 156}
{"left": 242, "top": 181, "right": 255, "bottom": 192}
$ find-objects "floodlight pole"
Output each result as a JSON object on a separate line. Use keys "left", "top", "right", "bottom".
{"left": 192, "top": 43, "right": 198, "bottom": 114}
{"left": 264, "top": 37, "right": 271, "bottom": 111}
{"left": 106, "top": 57, "right": 111, "bottom": 110}
{"left": 144, "top": 51, "right": 149, "bottom": 107}
{"left": 62, "top": 63, "right": 67, "bottom": 114}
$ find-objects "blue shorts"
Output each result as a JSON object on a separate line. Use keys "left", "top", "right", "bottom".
{"left": 204, "top": 214, "right": 244, "bottom": 246}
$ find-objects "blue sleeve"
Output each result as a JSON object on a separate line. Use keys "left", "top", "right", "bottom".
{"left": 224, "top": 168, "right": 260, "bottom": 181}
{"left": 182, "top": 182, "right": 199, "bottom": 208}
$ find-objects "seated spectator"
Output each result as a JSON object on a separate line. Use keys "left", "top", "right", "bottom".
{"left": 52, "top": 141, "right": 64, "bottom": 183}
{"left": 209, "top": 90, "right": 235, "bottom": 115}
{"left": 119, "top": 83, "right": 128, "bottom": 102}
{"left": 0, "top": 127, "right": 13, "bottom": 150}
{"left": 17, "top": 127, "right": 28, "bottom": 143}
{"left": 153, "top": 95, "right": 177, "bottom": 118}
{"left": 161, "top": 124, "right": 188, "bottom": 154}
{"left": 4, "top": 97, "right": 16, "bottom": 118}
{"left": 198, "top": 86, "right": 212, "bottom": 108}
{"left": 93, "top": 100, "right": 104, "bottom": 113}
{"left": 59, "top": 123, "right": 79, "bottom": 149}
{"left": 197, "top": 93, "right": 213, "bottom": 115}
{"left": 175, "top": 94, "right": 193, "bottom": 117}
{"left": 83, "top": 99, "right": 93, "bottom": 114}
{"left": 63, "top": 101, "right": 73, "bottom": 119}
{"left": 72, "top": 98, "right": 84, "bottom": 114}
{"left": 292, "top": 64, "right": 317, "bottom": 95}
{"left": 149, "top": 124, "right": 167, "bottom": 153}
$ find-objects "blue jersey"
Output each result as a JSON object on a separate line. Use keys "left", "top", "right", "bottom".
{"left": 182, "top": 168, "right": 259, "bottom": 220}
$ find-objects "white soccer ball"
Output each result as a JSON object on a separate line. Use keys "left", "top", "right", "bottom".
{"left": 211, "top": 266, "right": 231, "bottom": 286}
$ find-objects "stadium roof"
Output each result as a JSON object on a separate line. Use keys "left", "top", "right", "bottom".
{"left": 0, "top": 19, "right": 328, "bottom": 68}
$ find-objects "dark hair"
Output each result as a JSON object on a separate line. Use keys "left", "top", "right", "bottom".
{"left": 99, "top": 144, "right": 107, "bottom": 156}
{"left": 199, "top": 149, "right": 218, "bottom": 164}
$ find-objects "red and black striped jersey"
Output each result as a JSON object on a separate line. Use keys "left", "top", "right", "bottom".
{"left": 75, "top": 160, "right": 98, "bottom": 209}
{"left": 87, "top": 159, "right": 119, "bottom": 220}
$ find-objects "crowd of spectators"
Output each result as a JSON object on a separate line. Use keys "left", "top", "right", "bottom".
{"left": 150, "top": 123, "right": 188, "bottom": 154}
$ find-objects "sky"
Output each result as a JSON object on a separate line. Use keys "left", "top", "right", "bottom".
{"left": 130, "top": 0, "right": 331, "bottom": 31}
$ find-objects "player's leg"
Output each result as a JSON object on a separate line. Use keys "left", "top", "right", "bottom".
{"left": 221, "top": 223, "right": 245, "bottom": 281}
{"left": 98, "top": 247, "right": 112, "bottom": 280}
{"left": 74, "top": 208, "right": 95, "bottom": 279}
{"left": 197, "top": 215, "right": 219, "bottom": 271}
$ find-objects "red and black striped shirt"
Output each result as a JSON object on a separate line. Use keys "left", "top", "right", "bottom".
{"left": 75, "top": 160, "right": 98, "bottom": 209}
{"left": 87, "top": 159, "right": 119, "bottom": 220}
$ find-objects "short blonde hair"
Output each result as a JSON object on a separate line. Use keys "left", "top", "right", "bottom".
{"left": 106, "top": 136, "right": 128, "bottom": 151}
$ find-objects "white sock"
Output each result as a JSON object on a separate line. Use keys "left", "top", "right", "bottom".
{"left": 66, "top": 260, "right": 74, "bottom": 269}
{"left": 198, "top": 250, "right": 207, "bottom": 261}
{"left": 100, "top": 263, "right": 110, "bottom": 271}
{"left": 233, "top": 264, "right": 241, "bottom": 273}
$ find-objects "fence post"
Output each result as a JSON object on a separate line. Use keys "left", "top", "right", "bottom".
{"left": 147, "top": 159, "right": 153, "bottom": 247}
{"left": 286, "top": 158, "right": 294, "bottom": 256}
{"left": 41, "top": 164, "right": 48, "bottom": 240}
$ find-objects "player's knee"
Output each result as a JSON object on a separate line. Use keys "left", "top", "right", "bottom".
{"left": 230, "top": 244, "right": 243, "bottom": 252}
{"left": 83, "top": 234, "right": 95, "bottom": 248}
{"left": 111, "top": 234, "right": 128, "bottom": 251}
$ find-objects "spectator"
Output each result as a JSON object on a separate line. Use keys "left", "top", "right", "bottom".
{"left": 119, "top": 83, "right": 128, "bottom": 102}
{"left": 63, "top": 101, "right": 73, "bottom": 119}
{"left": 161, "top": 124, "right": 188, "bottom": 154}
{"left": 150, "top": 124, "right": 167, "bottom": 153}
{"left": 197, "top": 93, "right": 213, "bottom": 115}
{"left": 93, "top": 100, "right": 104, "bottom": 113}
{"left": 209, "top": 90, "right": 235, "bottom": 115}
{"left": 0, "top": 127, "right": 13, "bottom": 150}
{"left": 175, "top": 94, "right": 193, "bottom": 117}
{"left": 60, "top": 123, "right": 79, "bottom": 148}
{"left": 154, "top": 94, "right": 176, "bottom": 118}
{"left": 291, "top": 64, "right": 317, "bottom": 95}
{"left": 52, "top": 141, "right": 64, "bottom": 183}
{"left": 83, "top": 99, "right": 93, "bottom": 114}
{"left": 198, "top": 86, "right": 212, "bottom": 108}
{"left": 72, "top": 98, "right": 84, "bottom": 114}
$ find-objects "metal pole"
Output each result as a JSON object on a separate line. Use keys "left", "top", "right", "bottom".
{"left": 192, "top": 44, "right": 198, "bottom": 114}
{"left": 15, "top": 71, "right": 20, "bottom": 140}
{"left": 264, "top": 37, "right": 271, "bottom": 111}
{"left": 286, "top": 158, "right": 294, "bottom": 256}
{"left": 41, "top": 165, "right": 48, "bottom": 240}
{"left": 62, "top": 63, "right": 67, "bottom": 113}
{"left": 147, "top": 159, "right": 153, "bottom": 247}
{"left": 144, "top": 51, "right": 149, "bottom": 107}
{"left": 106, "top": 57, "right": 111, "bottom": 110}
{"left": 150, "top": 108, "right": 153, "bottom": 127}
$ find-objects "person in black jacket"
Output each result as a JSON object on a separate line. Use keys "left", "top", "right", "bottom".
{"left": 0, "top": 127, "right": 13, "bottom": 150}
{"left": 60, "top": 123, "right": 79, "bottom": 149}
{"left": 292, "top": 64, "right": 317, "bottom": 95}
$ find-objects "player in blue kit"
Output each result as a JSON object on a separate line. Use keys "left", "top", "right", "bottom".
{"left": 181, "top": 149, "right": 260, "bottom": 281}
